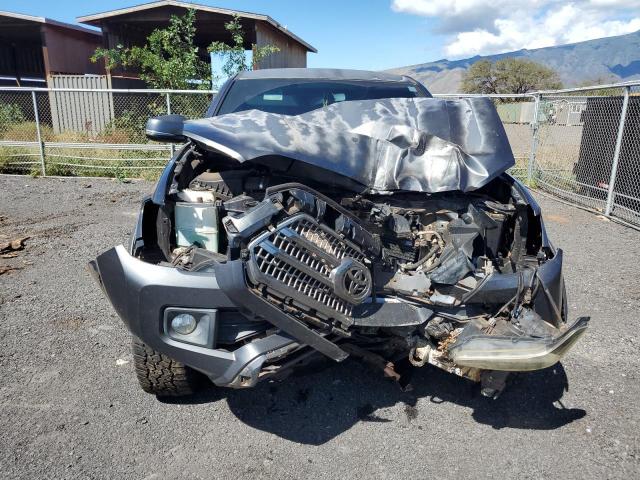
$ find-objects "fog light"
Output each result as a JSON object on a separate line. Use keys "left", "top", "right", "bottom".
{"left": 171, "top": 313, "right": 197, "bottom": 335}
{"left": 164, "top": 308, "right": 217, "bottom": 347}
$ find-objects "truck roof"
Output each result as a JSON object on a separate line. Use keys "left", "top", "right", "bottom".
{"left": 235, "top": 68, "right": 414, "bottom": 83}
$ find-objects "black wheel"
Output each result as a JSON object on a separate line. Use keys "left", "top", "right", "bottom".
{"left": 131, "top": 336, "right": 204, "bottom": 397}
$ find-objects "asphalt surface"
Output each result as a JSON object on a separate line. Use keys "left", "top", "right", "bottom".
{"left": 0, "top": 175, "right": 638, "bottom": 480}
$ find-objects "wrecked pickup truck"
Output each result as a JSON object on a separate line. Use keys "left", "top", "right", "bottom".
{"left": 90, "top": 69, "right": 588, "bottom": 398}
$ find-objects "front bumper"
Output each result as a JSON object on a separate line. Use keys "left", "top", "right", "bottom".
{"left": 90, "top": 245, "right": 299, "bottom": 387}
{"left": 90, "top": 211, "right": 587, "bottom": 387}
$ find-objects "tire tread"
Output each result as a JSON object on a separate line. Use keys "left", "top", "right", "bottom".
{"left": 131, "top": 337, "right": 202, "bottom": 396}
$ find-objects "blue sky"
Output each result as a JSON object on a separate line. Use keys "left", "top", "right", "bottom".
{"left": 3, "top": 0, "right": 640, "bottom": 69}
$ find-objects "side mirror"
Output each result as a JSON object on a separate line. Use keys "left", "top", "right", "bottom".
{"left": 145, "top": 114, "right": 187, "bottom": 143}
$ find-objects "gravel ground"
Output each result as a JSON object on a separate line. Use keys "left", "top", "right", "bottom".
{"left": 0, "top": 175, "right": 639, "bottom": 480}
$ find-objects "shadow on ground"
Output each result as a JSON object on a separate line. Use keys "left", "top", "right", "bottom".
{"left": 162, "top": 359, "right": 586, "bottom": 445}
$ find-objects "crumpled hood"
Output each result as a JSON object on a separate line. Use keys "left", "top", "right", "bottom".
{"left": 183, "top": 97, "right": 515, "bottom": 193}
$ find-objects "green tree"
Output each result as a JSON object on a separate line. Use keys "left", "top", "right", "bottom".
{"left": 208, "top": 14, "right": 280, "bottom": 78}
{"left": 462, "top": 58, "right": 563, "bottom": 94}
{"left": 92, "top": 10, "right": 279, "bottom": 90}
{"left": 92, "top": 9, "right": 211, "bottom": 90}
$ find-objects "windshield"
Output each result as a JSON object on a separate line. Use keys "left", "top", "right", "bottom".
{"left": 215, "top": 78, "right": 428, "bottom": 116}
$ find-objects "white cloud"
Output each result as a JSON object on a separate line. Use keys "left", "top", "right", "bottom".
{"left": 391, "top": 0, "right": 640, "bottom": 58}
{"left": 392, "top": 0, "right": 497, "bottom": 16}
{"left": 391, "top": 0, "right": 543, "bottom": 17}
{"left": 587, "top": 0, "right": 640, "bottom": 8}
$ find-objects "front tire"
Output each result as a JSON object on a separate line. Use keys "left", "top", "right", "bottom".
{"left": 131, "top": 336, "right": 203, "bottom": 397}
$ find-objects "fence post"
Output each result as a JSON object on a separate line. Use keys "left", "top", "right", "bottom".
{"left": 527, "top": 94, "right": 541, "bottom": 186}
{"left": 166, "top": 92, "right": 176, "bottom": 157}
{"left": 31, "top": 91, "right": 46, "bottom": 176}
{"left": 604, "top": 86, "right": 631, "bottom": 217}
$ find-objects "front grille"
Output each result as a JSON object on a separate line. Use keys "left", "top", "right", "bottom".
{"left": 246, "top": 214, "right": 368, "bottom": 324}
{"left": 253, "top": 247, "right": 352, "bottom": 316}
{"left": 288, "top": 218, "right": 365, "bottom": 262}
{"left": 270, "top": 229, "right": 332, "bottom": 277}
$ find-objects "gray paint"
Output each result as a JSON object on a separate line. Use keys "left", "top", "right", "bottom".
{"left": 93, "top": 244, "right": 300, "bottom": 386}
{"left": 183, "top": 97, "right": 515, "bottom": 193}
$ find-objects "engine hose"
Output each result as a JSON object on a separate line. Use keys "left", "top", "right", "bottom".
{"left": 494, "top": 278, "right": 523, "bottom": 318}
{"left": 400, "top": 245, "right": 440, "bottom": 271}
{"left": 510, "top": 207, "right": 529, "bottom": 269}
{"left": 512, "top": 271, "right": 524, "bottom": 316}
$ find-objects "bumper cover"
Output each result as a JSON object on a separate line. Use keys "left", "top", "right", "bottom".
{"left": 91, "top": 242, "right": 586, "bottom": 386}
{"left": 91, "top": 245, "right": 299, "bottom": 387}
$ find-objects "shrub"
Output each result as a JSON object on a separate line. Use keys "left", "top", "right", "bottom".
{"left": 100, "top": 110, "right": 148, "bottom": 144}
{"left": 0, "top": 103, "right": 25, "bottom": 131}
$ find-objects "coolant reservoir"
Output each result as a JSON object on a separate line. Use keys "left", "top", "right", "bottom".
{"left": 174, "top": 202, "right": 219, "bottom": 252}
{"left": 177, "top": 189, "right": 216, "bottom": 203}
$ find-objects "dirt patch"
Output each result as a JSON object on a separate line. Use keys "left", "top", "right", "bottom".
{"left": 0, "top": 264, "right": 22, "bottom": 275}
{"left": 35, "top": 222, "right": 92, "bottom": 240}
{"left": 53, "top": 316, "right": 87, "bottom": 331}
{"left": 545, "top": 214, "right": 570, "bottom": 224}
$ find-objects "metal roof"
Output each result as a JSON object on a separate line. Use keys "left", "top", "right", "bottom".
{"left": 0, "top": 10, "right": 102, "bottom": 36}
{"left": 77, "top": 0, "right": 316, "bottom": 53}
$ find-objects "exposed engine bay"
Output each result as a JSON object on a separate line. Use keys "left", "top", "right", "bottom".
{"left": 128, "top": 146, "right": 587, "bottom": 395}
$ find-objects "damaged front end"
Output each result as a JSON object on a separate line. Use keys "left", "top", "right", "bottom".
{"left": 91, "top": 95, "right": 588, "bottom": 397}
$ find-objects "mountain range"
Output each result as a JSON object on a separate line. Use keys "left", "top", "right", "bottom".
{"left": 386, "top": 30, "right": 640, "bottom": 93}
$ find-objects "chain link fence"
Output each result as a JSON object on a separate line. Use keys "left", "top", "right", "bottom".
{"left": 1, "top": 83, "right": 639, "bottom": 227}
{"left": 529, "top": 83, "right": 640, "bottom": 227}
{"left": 0, "top": 88, "right": 214, "bottom": 180}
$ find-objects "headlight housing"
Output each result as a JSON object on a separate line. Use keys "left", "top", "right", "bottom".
{"left": 448, "top": 317, "right": 589, "bottom": 371}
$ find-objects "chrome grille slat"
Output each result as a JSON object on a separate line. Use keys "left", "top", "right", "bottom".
{"left": 247, "top": 214, "right": 368, "bottom": 321}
